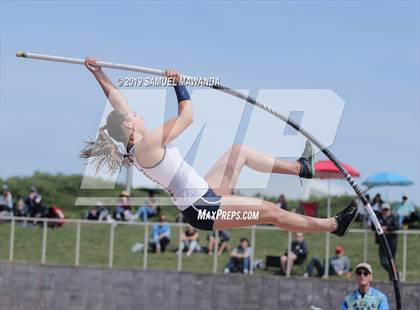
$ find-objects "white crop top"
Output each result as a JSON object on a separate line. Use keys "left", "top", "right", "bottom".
{"left": 128, "top": 143, "right": 209, "bottom": 210}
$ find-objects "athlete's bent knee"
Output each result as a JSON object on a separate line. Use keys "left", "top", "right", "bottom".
{"left": 229, "top": 144, "right": 245, "bottom": 157}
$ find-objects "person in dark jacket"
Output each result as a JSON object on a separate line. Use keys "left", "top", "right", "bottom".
{"left": 30, "top": 195, "right": 47, "bottom": 226}
{"left": 275, "top": 194, "right": 288, "bottom": 211}
{"left": 86, "top": 205, "right": 100, "bottom": 221}
{"left": 280, "top": 232, "right": 308, "bottom": 273}
{"left": 25, "top": 186, "right": 39, "bottom": 217}
{"left": 374, "top": 203, "right": 399, "bottom": 280}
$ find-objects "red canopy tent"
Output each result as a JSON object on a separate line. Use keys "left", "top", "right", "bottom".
{"left": 315, "top": 160, "right": 360, "bottom": 179}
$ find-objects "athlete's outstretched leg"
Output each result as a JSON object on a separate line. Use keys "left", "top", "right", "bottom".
{"left": 213, "top": 195, "right": 357, "bottom": 237}
{"left": 213, "top": 195, "right": 336, "bottom": 232}
{"left": 205, "top": 142, "right": 313, "bottom": 196}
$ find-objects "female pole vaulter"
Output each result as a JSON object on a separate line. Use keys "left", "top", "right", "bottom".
{"left": 81, "top": 57, "right": 357, "bottom": 235}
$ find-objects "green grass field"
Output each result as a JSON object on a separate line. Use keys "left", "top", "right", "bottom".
{"left": 1, "top": 218, "right": 419, "bottom": 282}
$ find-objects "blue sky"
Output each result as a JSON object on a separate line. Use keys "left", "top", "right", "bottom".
{"left": 1, "top": 1, "right": 419, "bottom": 203}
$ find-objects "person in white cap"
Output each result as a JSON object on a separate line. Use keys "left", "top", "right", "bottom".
{"left": 340, "top": 263, "right": 389, "bottom": 310}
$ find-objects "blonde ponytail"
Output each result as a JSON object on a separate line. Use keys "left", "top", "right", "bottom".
{"left": 81, "top": 110, "right": 134, "bottom": 174}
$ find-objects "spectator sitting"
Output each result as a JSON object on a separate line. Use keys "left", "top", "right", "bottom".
{"left": 0, "top": 184, "right": 13, "bottom": 217}
{"left": 394, "top": 195, "right": 417, "bottom": 228}
{"left": 177, "top": 225, "right": 201, "bottom": 256}
{"left": 137, "top": 196, "right": 160, "bottom": 222}
{"left": 30, "top": 195, "right": 47, "bottom": 226}
{"left": 13, "top": 198, "right": 30, "bottom": 227}
{"left": 207, "top": 230, "right": 230, "bottom": 256}
{"left": 114, "top": 190, "right": 138, "bottom": 222}
{"left": 304, "top": 245, "right": 350, "bottom": 278}
{"left": 224, "top": 238, "right": 253, "bottom": 274}
{"left": 14, "top": 198, "right": 27, "bottom": 217}
{"left": 88, "top": 203, "right": 115, "bottom": 223}
{"left": 86, "top": 205, "right": 100, "bottom": 221}
{"left": 275, "top": 194, "right": 288, "bottom": 211}
{"left": 96, "top": 203, "right": 114, "bottom": 223}
{"left": 113, "top": 206, "right": 124, "bottom": 221}
{"left": 340, "top": 263, "right": 389, "bottom": 310}
{"left": 149, "top": 214, "right": 170, "bottom": 254}
{"left": 46, "top": 205, "right": 65, "bottom": 228}
{"left": 25, "top": 186, "right": 39, "bottom": 217}
{"left": 280, "top": 232, "right": 308, "bottom": 274}
{"left": 374, "top": 203, "right": 398, "bottom": 280}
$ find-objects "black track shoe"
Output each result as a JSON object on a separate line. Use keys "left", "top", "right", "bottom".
{"left": 297, "top": 140, "right": 315, "bottom": 179}
{"left": 331, "top": 200, "right": 358, "bottom": 237}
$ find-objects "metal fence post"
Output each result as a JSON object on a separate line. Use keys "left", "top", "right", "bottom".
{"left": 402, "top": 231, "right": 407, "bottom": 282}
{"left": 108, "top": 223, "right": 115, "bottom": 268}
{"left": 324, "top": 232, "right": 330, "bottom": 278}
{"left": 41, "top": 220, "right": 48, "bottom": 264}
{"left": 363, "top": 218, "right": 368, "bottom": 262}
{"left": 213, "top": 232, "right": 219, "bottom": 273}
{"left": 286, "top": 231, "right": 292, "bottom": 277}
{"left": 177, "top": 225, "right": 183, "bottom": 272}
{"left": 75, "top": 222, "right": 81, "bottom": 266}
{"left": 143, "top": 224, "right": 148, "bottom": 270}
{"left": 250, "top": 225, "right": 256, "bottom": 275}
{"left": 126, "top": 165, "right": 133, "bottom": 194}
{"left": 324, "top": 195, "right": 331, "bottom": 278}
{"left": 9, "top": 217, "right": 15, "bottom": 262}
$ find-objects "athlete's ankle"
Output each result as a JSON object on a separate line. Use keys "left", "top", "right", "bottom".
{"left": 294, "top": 160, "right": 302, "bottom": 175}
{"left": 330, "top": 217, "right": 338, "bottom": 232}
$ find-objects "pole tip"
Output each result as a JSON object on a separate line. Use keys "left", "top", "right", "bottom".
{"left": 16, "top": 51, "right": 26, "bottom": 58}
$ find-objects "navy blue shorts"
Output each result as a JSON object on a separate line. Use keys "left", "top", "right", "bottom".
{"left": 181, "top": 188, "right": 222, "bottom": 231}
